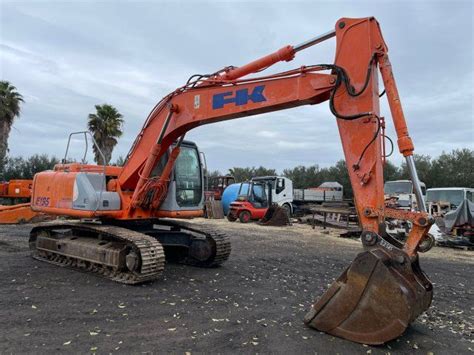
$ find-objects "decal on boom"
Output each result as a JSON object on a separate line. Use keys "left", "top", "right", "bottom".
{"left": 212, "top": 85, "right": 266, "bottom": 109}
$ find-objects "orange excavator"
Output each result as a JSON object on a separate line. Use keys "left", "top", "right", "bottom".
{"left": 28, "top": 17, "right": 434, "bottom": 344}
{"left": 0, "top": 179, "right": 42, "bottom": 223}
{"left": 0, "top": 179, "right": 33, "bottom": 200}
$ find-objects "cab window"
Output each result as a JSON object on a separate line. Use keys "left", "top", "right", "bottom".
{"left": 276, "top": 178, "right": 285, "bottom": 194}
{"left": 175, "top": 146, "right": 202, "bottom": 207}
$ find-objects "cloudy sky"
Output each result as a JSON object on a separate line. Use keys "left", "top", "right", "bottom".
{"left": 1, "top": 0, "right": 472, "bottom": 173}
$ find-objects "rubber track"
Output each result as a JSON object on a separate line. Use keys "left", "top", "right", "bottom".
{"left": 158, "top": 219, "right": 231, "bottom": 267}
{"left": 29, "top": 222, "right": 165, "bottom": 285}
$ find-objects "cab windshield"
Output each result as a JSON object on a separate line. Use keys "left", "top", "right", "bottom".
{"left": 175, "top": 146, "right": 202, "bottom": 207}
{"left": 427, "top": 190, "right": 464, "bottom": 206}
{"left": 251, "top": 183, "right": 267, "bottom": 204}
{"left": 384, "top": 181, "right": 413, "bottom": 194}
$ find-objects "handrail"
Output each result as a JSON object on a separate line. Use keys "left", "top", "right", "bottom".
{"left": 62, "top": 131, "right": 107, "bottom": 213}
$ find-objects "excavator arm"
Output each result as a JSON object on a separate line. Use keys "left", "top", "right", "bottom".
{"left": 30, "top": 17, "right": 434, "bottom": 344}
{"left": 115, "top": 17, "right": 434, "bottom": 344}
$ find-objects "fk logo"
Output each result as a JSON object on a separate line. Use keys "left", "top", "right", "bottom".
{"left": 212, "top": 85, "right": 266, "bottom": 109}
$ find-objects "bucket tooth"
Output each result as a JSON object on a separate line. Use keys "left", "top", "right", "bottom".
{"left": 304, "top": 247, "right": 432, "bottom": 345}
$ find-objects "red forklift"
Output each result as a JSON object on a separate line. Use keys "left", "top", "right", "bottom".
{"left": 227, "top": 180, "right": 290, "bottom": 225}
{"left": 227, "top": 180, "right": 269, "bottom": 223}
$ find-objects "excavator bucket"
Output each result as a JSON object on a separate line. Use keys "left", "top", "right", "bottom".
{"left": 304, "top": 246, "right": 432, "bottom": 344}
{"left": 259, "top": 205, "right": 290, "bottom": 226}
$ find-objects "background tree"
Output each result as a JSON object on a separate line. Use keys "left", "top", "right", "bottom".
{"left": 383, "top": 160, "right": 401, "bottom": 182}
{"left": 1, "top": 154, "right": 59, "bottom": 180}
{"left": 283, "top": 162, "right": 352, "bottom": 196}
{"left": 324, "top": 160, "right": 352, "bottom": 197}
{"left": 228, "top": 166, "right": 277, "bottom": 182}
{"left": 87, "top": 104, "right": 124, "bottom": 165}
{"left": 227, "top": 167, "right": 254, "bottom": 182}
{"left": 399, "top": 154, "right": 433, "bottom": 186}
{"left": 111, "top": 156, "right": 126, "bottom": 167}
{"left": 219, "top": 148, "right": 472, "bottom": 199}
{"left": 283, "top": 165, "right": 322, "bottom": 189}
{"left": 430, "top": 149, "right": 474, "bottom": 187}
{"left": 0, "top": 81, "right": 24, "bottom": 171}
{"left": 205, "top": 169, "right": 222, "bottom": 180}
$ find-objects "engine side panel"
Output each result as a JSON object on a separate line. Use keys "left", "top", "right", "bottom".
{"left": 31, "top": 171, "right": 120, "bottom": 213}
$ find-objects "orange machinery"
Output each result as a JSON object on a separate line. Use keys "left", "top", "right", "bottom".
{"left": 204, "top": 175, "right": 235, "bottom": 200}
{"left": 0, "top": 179, "right": 33, "bottom": 200}
{"left": 0, "top": 179, "right": 42, "bottom": 224}
{"left": 28, "top": 18, "right": 435, "bottom": 344}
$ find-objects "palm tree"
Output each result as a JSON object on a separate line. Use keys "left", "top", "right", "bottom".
{"left": 87, "top": 104, "right": 124, "bottom": 165}
{"left": 0, "top": 81, "right": 24, "bottom": 169}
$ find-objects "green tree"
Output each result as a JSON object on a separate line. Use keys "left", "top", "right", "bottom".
{"left": 325, "top": 160, "right": 352, "bottom": 197}
{"left": 87, "top": 104, "right": 124, "bottom": 165}
{"left": 430, "top": 149, "right": 474, "bottom": 187}
{"left": 253, "top": 166, "right": 277, "bottom": 178}
{"left": 0, "top": 81, "right": 24, "bottom": 170}
{"left": 399, "top": 154, "right": 433, "bottom": 186}
{"left": 1, "top": 154, "right": 59, "bottom": 180}
{"left": 205, "top": 169, "right": 222, "bottom": 180}
{"left": 228, "top": 166, "right": 277, "bottom": 182}
{"left": 112, "top": 156, "right": 125, "bottom": 167}
{"left": 283, "top": 165, "right": 322, "bottom": 189}
{"left": 227, "top": 167, "right": 251, "bottom": 182}
{"left": 383, "top": 160, "right": 401, "bottom": 182}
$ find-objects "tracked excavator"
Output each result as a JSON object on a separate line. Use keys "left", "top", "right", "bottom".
{"left": 28, "top": 17, "right": 435, "bottom": 344}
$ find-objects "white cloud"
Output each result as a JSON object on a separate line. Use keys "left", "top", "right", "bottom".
{"left": 1, "top": 1, "right": 472, "bottom": 173}
{"left": 257, "top": 130, "right": 278, "bottom": 138}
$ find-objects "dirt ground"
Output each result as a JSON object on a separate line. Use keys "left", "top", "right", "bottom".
{"left": 0, "top": 219, "right": 472, "bottom": 354}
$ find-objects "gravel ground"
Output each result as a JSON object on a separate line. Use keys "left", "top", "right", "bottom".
{"left": 0, "top": 219, "right": 472, "bottom": 354}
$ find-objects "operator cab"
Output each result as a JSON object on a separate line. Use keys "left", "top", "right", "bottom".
{"left": 154, "top": 140, "right": 204, "bottom": 211}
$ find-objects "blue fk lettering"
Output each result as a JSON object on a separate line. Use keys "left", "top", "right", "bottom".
{"left": 212, "top": 85, "right": 266, "bottom": 109}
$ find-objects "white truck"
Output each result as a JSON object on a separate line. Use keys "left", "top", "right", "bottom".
{"left": 293, "top": 182, "right": 344, "bottom": 203}
{"left": 426, "top": 187, "right": 474, "bottom": 217}
{"left": 250, "top": 177, "right": 344, "bottom": 215}
{"left": 251, "top": 176, "right": 294, "bottom": 215}
{"left": 384, "top": 179, "right": 427, "bottom": 210}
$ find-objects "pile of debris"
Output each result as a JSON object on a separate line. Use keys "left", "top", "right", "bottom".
{"left": 432, "top": 199, "right": 473, "bottom": 249}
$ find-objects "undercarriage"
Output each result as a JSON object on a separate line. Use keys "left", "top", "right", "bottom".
{"left": 29, "top": 219, "right": 231, "bottom": 284}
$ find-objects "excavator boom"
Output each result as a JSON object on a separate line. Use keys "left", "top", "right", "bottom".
{"left": 29, "top": 17, "right": 434, "bottom": 344}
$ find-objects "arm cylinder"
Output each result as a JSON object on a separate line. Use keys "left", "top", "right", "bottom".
{"left": 378, "top": 54, "right": 414, "bottom": 156}
{"left": 293, "top": 30, "right": 336, "bottom": 52}
{"left": 378, "top": 54, "right": 426, "bottom": 212}
{"left": 405, "top": 155, "right": 427, "bottom": 213}
{"left": 221, "top": 46, "right": 295, "bottom": 81}
{"left": 221, "top": 29, "right": 335, "bottom": 81}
